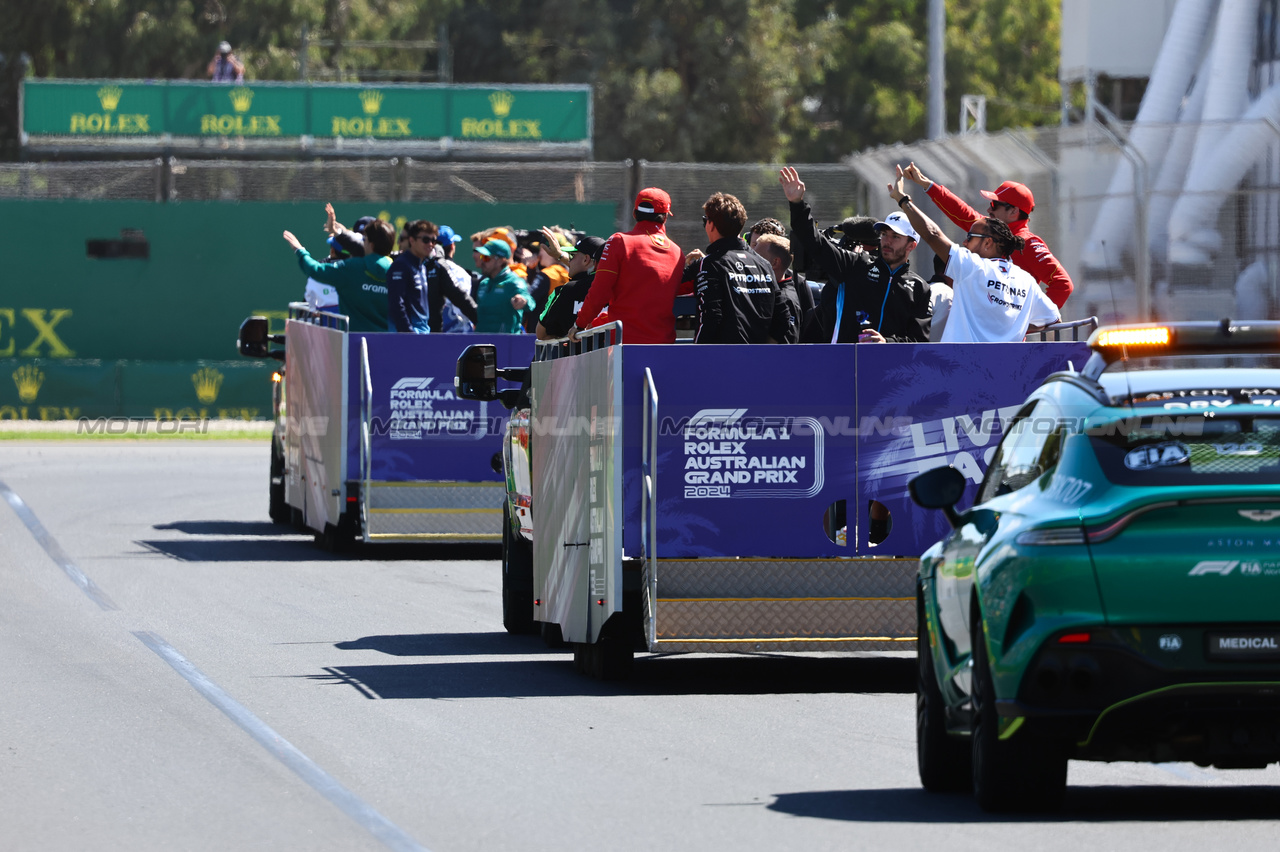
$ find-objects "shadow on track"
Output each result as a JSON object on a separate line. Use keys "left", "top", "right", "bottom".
{"left": 768, "top": 784, "right": 1280, "bottom": 822}
{"left": 138, "top": 521, "right": 500, "bottom": 562}
{"left": 305, "top": 641, "right": 914, "bottom": 699}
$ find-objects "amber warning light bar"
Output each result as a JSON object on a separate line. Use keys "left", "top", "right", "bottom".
{"left": 1087, "top": 320, "right": 1280, "bottom": 366}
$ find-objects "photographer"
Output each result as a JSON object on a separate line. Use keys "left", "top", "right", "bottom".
{"left": 207, "top": 41, "right": 244, "bottom": 83}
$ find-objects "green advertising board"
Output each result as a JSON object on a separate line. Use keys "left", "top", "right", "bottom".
{"left": 23, "top": 80, "right": 167, "bottom": 136}
{"left": 451, "top": 87, "right": 591, "bottom": 143}
{"left": 309, "top": 86, "right": 449, "bottom": 139}
{"left": 0, "top": 198, "right": 616, "bottom": 419}
{"left": 22, "top": 80, "right": 591, "bottom": 143}
{"left": 167, "top": 82, "right": 308, "bottom": 138}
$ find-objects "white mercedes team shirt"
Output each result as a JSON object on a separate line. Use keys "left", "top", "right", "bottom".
{"left": 941, "top": 245, "right": 1059, "bottom": 343}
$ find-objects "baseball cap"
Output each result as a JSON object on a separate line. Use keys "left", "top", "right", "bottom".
{"left": 634, "top": 187, "right": 672, "bottom": 217}
{"left": 475, "top": 238, "right": 513, "bottom": 260}
{"left": 565, "top": 235, "right": 606, "bottom": 261}
{"left": 352, "top": 216, "right": 378, "bottom": 233}
{"left": 980, "top": 181, "right": 1035, "bottom": 214}
{"left": 218, "top": 41, "right": 232, "bottom": 53}
{"left": 327, "top": 231, "right": 366, "bottom": 257}
{"left": 874, "top": 211, "right": 920, "bottom": 242}
{"left": 437, "top": 225, "right": 463, "bottom": 245}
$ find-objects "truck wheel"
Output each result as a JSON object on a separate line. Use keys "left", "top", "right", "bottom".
{"left": 268, "top": 437, "right": 289, "bottom": 525}
{"left": 572, "top": 637, "right": 633, "bottom": 680}
{"left": 316, "top": 522, "right": 349, "bottom": 553}
{"left": 917, "top": 605, "right": 971, "bottom": 792}
{"left": 501, "top": 506, "right": 536, "bottom": 635}
{"left": 971, "top": 618, "right": 1067, "bottom": 812}
{"left": 541, "top": 621, "right": 565, "bottom": 649}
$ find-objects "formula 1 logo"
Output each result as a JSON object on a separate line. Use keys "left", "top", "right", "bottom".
{"left": 686, "top": 408, "right": 748, "bottom": 428}
{"left": 1188, "top": 560, "right": 1238, "bottom": 576}
{"left": 392, "top": 377, "right": 434, "bottom": 391}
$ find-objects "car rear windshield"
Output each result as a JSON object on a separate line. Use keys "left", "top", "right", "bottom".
{"left": 1089, "top": 414, "right": 1280, "bottom": 485}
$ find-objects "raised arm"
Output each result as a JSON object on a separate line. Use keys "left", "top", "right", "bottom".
{"left": 887, "top": 167, "right": 952, "bottom": 261}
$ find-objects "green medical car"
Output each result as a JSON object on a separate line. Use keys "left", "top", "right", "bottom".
{"left": 909, "top": 321, "right": 1280, "bottom": 811}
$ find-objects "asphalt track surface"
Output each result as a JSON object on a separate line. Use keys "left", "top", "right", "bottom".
{"left": 2, "top": 443, "right": 1278, "bottom": 852}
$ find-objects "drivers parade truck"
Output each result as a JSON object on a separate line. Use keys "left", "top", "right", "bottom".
{"left": 456, "top": 323, "right": 1092, "bottom": 678}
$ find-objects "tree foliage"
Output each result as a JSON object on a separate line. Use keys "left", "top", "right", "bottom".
{"left": 0, "top": 0, "right": 1062, "bottom": 162}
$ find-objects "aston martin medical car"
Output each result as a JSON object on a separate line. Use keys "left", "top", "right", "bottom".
{"left": 910, "top": 321, "right": 1280, "bottom": 811}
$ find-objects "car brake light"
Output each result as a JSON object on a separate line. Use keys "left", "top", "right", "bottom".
{"left": 1057, "top": 632, "right": 1090, "bottom": 644}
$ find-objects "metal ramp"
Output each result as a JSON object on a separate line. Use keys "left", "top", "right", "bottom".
{"left": 359, "top": 338, "right": 503, "bottom": 543}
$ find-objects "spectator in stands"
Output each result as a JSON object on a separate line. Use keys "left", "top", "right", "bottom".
{"left": 752, "top": 234, "right": 801, "bottom": 344}
{"left": 208, "top": 41, "right": 244, "bottom": 82}
{"left": 691, "top": 192, "right": 788, "bottom": 345}
{"left": 780, "top": 167, "right": 931, "bottom": 343}
{"left": 890, "top": 167, "right": 1058, "bottom": 342}
{"left": 283, "top": 219, "right": 396, "bottom": 333}
{"left": 901, "top": 162, "right": 1072, "bottom": 309}
{"left": 537, "top": 235, "right": 606, "bottom": 340}
{"left": 432, "top": 225, "right": 476, "bottom": 333}
{"left": 571, "top": 188, "right": 686, "bottom": 345}
{"left": 473, "top": 239, "right": 532, "bottom": 333}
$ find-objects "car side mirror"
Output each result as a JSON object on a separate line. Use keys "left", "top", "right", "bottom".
{"left": 908, "top": 465, "right": 967, "bottom": 528}
{"left": 455, "top": 344, "right": 498, "bottom": 401}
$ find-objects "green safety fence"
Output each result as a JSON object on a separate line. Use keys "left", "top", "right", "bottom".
{"left": 0, "top": 359, "right": 273, "bottom": 421}
{"left": 23, "top": 80, "right": 591, "bottom": 143}
{"left": 2, "top": 198, "right": 616, "bottom": 419}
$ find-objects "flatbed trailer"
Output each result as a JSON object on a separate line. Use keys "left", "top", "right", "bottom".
{"left": 456, "top": 324, "right": 1093, "bottom": 677}
{"left": 240, "top": 303, "right": 533, "bottom": 548}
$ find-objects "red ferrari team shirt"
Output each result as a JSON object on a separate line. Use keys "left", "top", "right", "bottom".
{"left": 576, "top": 220, "right": 685, "bottom": 345}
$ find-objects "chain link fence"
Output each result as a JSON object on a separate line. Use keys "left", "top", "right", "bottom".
{"left": 7, "top": 128, "right": 1279, "bottom": 324}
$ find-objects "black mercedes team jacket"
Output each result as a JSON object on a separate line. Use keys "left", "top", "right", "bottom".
{"left": 789, "top": 199, "right": 932, "bottom": 343}
{"left": 692, "top": 236, "right": 789, "bottom": 344}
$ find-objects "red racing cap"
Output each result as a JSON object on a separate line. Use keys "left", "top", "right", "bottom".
{"left": 634, "top": 187, "right": 673, "bottom": 217}
{"left": 980, "top": 181, "right": 1034, "bottom": 214}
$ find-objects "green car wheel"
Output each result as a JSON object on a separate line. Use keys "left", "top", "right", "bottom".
{"left": 917, "top": 604, "right": 971, "bottom": 792}
{"left": 972, "top": 618, "right": 1067, "bottom": 812}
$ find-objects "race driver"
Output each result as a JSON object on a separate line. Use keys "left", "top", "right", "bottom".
{"left": 900, "top": 162, "right": 1073, "bottom": 309}
{"left": 570, "top": 187, "right": 686, "bottom": 345}
{"left": 779, "top": 166, "right": 931, "bottom": 343}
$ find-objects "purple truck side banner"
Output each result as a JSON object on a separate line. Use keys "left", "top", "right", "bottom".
{"left": 345, "top": 333, "right": 535, "bottom": 482}
{"left": 620, "top": 342, "right": 1088, "bottom": 559}
{"left": 854, "top": 342, "right": 1089, "bottom": 557}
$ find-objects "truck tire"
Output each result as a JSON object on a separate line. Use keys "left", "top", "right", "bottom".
{"left": 571, "top": 615, "right": 634, "bottom": 680}
{"left": 917, "top": 604, "right": 971, "bottom": 792}
{"left": 501, "top": 505, "right": 536, "bottom": 635}
{"left": 268, "top": 437, "right": 289, "bottom": 525}
{"left": 971, "top": 617, "right": 1067, "bottom": 812}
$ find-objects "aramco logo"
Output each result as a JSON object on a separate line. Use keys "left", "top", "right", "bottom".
{"left": 13, "top": 365, "right": 44, "bottom": 403}
{"left": 192, "top": 367, "right": 224, "bottom": 404}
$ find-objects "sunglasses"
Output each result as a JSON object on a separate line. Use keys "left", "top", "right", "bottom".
{"left": 988, "top": 200, "right": 1016, "bottom": 212}
{"left": 965, "top": 231, "right": 990, "bottom": 241}
{"left": 701, "top": 215, "right": 709, "bottom": 225}
{"left": 414, "top": 235, "right": 436, "bottom": 244}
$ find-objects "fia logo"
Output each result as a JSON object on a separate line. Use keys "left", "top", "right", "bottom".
{"left": 1158, "top": 634, "right": 1183, "bottom": 652}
